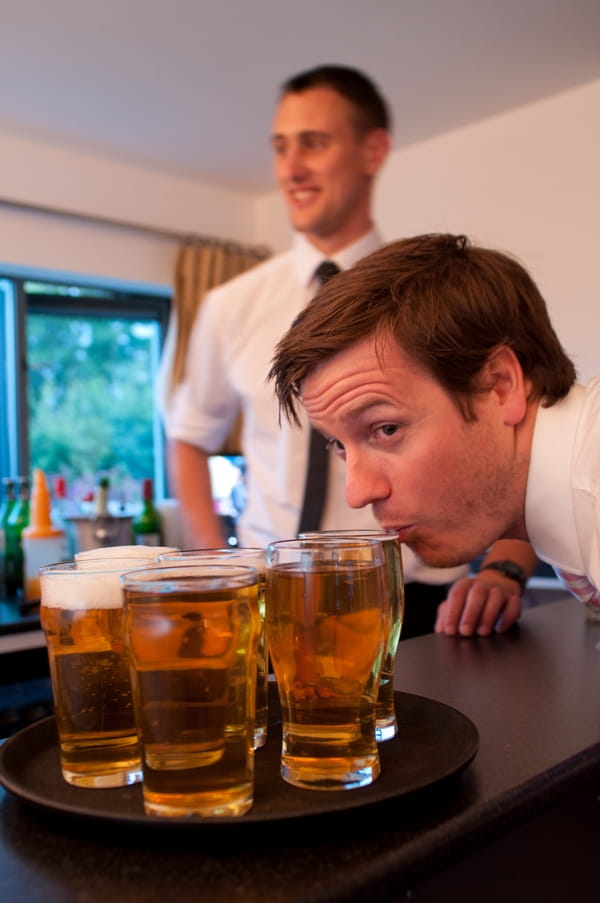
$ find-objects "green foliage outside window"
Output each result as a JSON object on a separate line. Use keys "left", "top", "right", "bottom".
{"left": 26, "top": 312, "right": 160, "bottom": 506}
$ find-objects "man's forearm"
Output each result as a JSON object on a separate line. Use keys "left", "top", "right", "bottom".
{"left": 167, "top": 439, "right": 226, "bottom": 548}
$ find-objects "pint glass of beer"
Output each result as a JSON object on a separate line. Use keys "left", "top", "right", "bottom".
{"left": 157, "top": 548, "right": 268, "bottom": 750}
{"left": 266, "top": 538, "right": 388, "bottom": 790}
{"left": 40, "top": 557, "right": 151, "bottom": 788}
{"left": 300, "top": 530, "right": 404, "bottom": 741}
{"left": 121, "top": 563, "right": 259, "bottom": 817}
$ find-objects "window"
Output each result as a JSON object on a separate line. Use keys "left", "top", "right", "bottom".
{"left": 0, "top": 275, "right": 170, "bottom": 511}
{"left": 208, "top": 453, "right": 247, "bottom": 547}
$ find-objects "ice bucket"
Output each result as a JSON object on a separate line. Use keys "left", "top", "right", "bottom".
{"left": 66, "top": 515, "right": 134, "bottom": 554}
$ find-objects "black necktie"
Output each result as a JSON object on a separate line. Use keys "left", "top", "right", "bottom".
{"left": 297, "top": 260, "right": 340, "bottom": 533}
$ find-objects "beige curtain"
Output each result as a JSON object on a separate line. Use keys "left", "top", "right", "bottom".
{"left": 158, "top": 237, "right": 269, "bottom": 453}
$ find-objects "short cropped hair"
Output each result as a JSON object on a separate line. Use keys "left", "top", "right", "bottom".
{"left": 269, "top": 233, "right": 576, "bottom": 424}
{"left": 281, "top": 64, "right": 391, "bottom": 135}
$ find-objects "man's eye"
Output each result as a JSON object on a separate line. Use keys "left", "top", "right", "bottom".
{"left": 303, "top": 135, "right": 329, "bottom": 151}
{"left": 326, "top": 438, "right": 345, "bottom": 452}
{"left": 378, "top": 424, "right": 399, "bottom": 438}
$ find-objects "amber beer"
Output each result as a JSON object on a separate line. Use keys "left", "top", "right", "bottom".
{"left": 121, "top": 564, "right": 259, "bottom": 818}
{"left": 266, "top": 539, "right": 388, "bottom": 790}
{"left": 157, "top": 548, "right": 268, "bottom": 750}
{"left": 246, "top": 563, "right": 267, "bottom": 749}
{"left": 40, "top": 558, "right": 150, "bottom": 788}
{"left": 374, "top": 533, "right": 404, "bottom": 739}
{"left": 300, "top": 530, "right": 404, "bottom": 741}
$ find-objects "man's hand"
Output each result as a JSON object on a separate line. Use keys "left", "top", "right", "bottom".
{"left": 434, "top": 571, "right": 523, "bottom": 637}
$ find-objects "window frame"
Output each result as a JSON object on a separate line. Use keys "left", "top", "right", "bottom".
{"left": 1, "top": 273, "right": 171, "bottom": 498}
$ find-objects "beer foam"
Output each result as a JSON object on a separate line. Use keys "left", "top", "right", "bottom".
{"left": 41, "top": 570, "right": 126, "bottom": 610}
{"left": 41, "top": 558, "right": 152, "bottom": 610}
{"left": 75, "top": 544, "right": 177, "bottom": 560}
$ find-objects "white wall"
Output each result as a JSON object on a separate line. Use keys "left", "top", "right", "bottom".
{"left": 255, "top": 79, "right": 600, "bottom": 383}
{"left": 0, "top": 131, "right": 256, "bottom": 291}
{"left": 1, "top": 79, "right": 598, "bottom": 382}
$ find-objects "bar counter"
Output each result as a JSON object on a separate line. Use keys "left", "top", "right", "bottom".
{"left": 1, "top": 596, "right": 599, "bottom": 902}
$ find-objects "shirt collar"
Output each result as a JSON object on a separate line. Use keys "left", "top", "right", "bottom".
{"left": 291, "top": 227, "right": 383, "bottom": 288}
{"left": 525, "top": 383, "right": 586, "bottom": 571}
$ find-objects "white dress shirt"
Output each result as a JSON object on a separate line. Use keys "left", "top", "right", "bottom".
{"left": 526, "top": 378, "right": 600, "bottom": 590}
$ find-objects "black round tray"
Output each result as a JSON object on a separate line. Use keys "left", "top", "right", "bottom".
{"left": 0, "top": 691, "right": 478, "bottom": 828}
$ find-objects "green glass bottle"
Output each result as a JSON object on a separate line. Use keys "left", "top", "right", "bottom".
{"left": 0, "top": 478, "right": 16, "bottom": 524}
{"left": 1, "top": 477, "right": 17, "bottom": 598}
{"left": 4, "top": 476, "right": 30, "bottom": 597}
{"left": 132, "top": 479, "right": 162, "bottom": 546}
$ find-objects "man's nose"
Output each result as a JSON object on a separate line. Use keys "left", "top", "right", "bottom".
{"left": 345, "top": 454, "right": 390, "bottom": 510}
{"left": 278, "top": 146, "right": 308, "bottom": 181}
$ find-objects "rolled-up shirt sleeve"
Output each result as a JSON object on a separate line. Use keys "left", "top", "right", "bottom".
{"left": 165, "top": 288, "right": 241, "bottom": 453}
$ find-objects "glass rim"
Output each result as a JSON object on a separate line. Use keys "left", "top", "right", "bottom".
{"left": 119, "top": 562, "right": 259, "bottom": 591}
{"left": 40, "top": 558, "right": 161, "bottom": 575}
{"left": 74, "top": 544, "right": 178, "bottom": 560}
{"left": 267, "top": 537, "right": 386, "bottom": 566}
{"left": 269, "top": 537, "right": 384, "bottom": 550}
{"left": 157, "top": 547, "right": 264, "bottom": 561}
{"left": 298, "top": 529, "right": 400, "bottom": 542}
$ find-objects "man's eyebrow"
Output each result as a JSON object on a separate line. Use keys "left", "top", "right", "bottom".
{"left": 340, "top": 398, "right": 393, "bottom": 420}
{"left": 270, "top": 129, "right": 331, "bottom": 143}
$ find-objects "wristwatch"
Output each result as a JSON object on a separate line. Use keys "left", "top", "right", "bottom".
{"left": 478, "top": 559, "right": 528, "bottom": 590}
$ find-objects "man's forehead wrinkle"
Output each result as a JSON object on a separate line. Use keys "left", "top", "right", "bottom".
{"left": 303, "top": 382, "right": 364, "bottom": 417}
{"left": 303, "top": 366, "right": 378, "bottom": 401}
{"left": 302, "top": 369, "right": 394, "bottom": 417}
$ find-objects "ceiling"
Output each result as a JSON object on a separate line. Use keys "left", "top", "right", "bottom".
{"left": 2, "top": 0, "right": 599, "bottom": 194}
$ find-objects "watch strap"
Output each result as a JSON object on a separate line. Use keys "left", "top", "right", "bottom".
{"left": 478, "top": 559, "right": 527, "bottom": 590}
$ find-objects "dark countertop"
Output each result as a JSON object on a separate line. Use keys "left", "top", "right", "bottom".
{"left": 1, "top": 596, "right": 599, "bottom": 902}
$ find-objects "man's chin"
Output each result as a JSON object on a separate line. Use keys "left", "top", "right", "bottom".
{"left": 406, "top": 541, "right": 470, "bottom": 570}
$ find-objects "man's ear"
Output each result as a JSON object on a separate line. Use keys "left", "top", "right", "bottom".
{"left": 363, "top": 128, "right": 390, "bottom": 176}
{"left": 484, "top": 346, "right": 529, "bottom": 425}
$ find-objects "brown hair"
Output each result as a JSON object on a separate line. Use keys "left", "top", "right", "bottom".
{"left": 269, "top": 233, "right": 576, "bottom": 424}
{"left": 281, "top": 64, "right": 391, "bottom": 135}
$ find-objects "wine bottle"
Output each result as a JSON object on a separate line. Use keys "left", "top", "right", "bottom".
{"left": 132, "top": 479, "right": 162, "bottom": 546}
{"left": 4, "top": 476, "right": 30, "bottom": 597}
{"left": 94, "top": 477, "right": 110, "bottom": 516}
{"left": 0, "top": 477, "right": 16, "bottom": 598}
{"left": 92, "top": 476, "right": 117, "bottom": 546}
{"left": 52, "top": 476, "right": 78, "bottom": 558}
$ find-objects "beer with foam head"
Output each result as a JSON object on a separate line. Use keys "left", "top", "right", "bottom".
{"left": 40, "top": 557, "right": 150, "bottom": 788}
{"left": 121, "top": 563, "right": 259, "bottom": 818}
